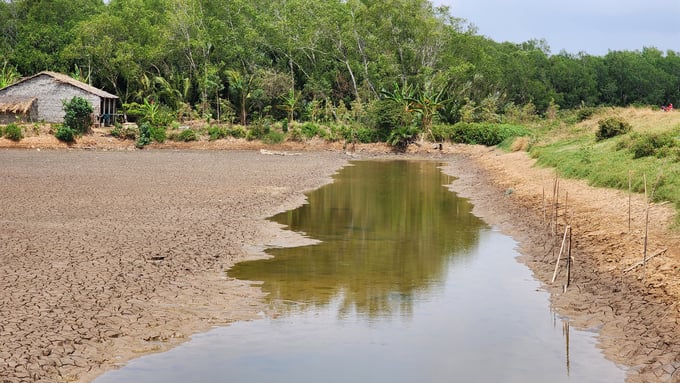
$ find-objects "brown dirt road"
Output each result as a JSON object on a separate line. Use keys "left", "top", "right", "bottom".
{"left": 1, "top": 133, "right": 680, "bottom": 382}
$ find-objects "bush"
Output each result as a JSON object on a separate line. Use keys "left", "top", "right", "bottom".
{"left": 111, "top": 123, "right": 139, "bottom": 140}
{"left": 449, "top": 123, "right": 531, "bottom": 146}
{"left": 150, "top": 126, "right": 166, "bottom": 143}
{"left": 229, "top": 126, "right": 247, "bottom": 139}
{"left": 596, "top": 117, "right": 631, "bottom": 141}
{"left": 174, "top": 129, "right": 197, "bottom": 142}
{"left": 63, "top": 96, "right": 93, "bottom": 133}
{"left": 3, "top": 123, "right": 22, "bottom": 141}
{"left": 207, "top": 126, "right": 229, "bottom": 141}
{"left": 430, "top": 124, "right": 456, "bottom": 141}
{"left": 576, "top": 107, "right": 596, "bottom": 122}
{"left": 54, "top": 125, "right": 76, "bottom": 142}
{"left": 388, "top": 125, "right": 419, "bottom": 150}
{"left": 629, "top": 131, "right": 678, "bottom": 159}
{"left": 263, "top": 131, "right": 285, "bottom": 144}
{"left": 300, "top": 122, "right": 322, "bottom": 139}
{"left": 135, "top": 123, "right": 152, "bottom": 148}
{"left": 0, "top": 126, "right": 3, "bottom": 136}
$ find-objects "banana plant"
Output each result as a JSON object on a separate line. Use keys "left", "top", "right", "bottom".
{"left": 0, "top": 61, "right": 20, "bottom": 89}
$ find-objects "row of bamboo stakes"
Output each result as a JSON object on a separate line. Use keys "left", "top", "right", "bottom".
{"left": 545, "top": 169, "right": 664, "bottom": 291}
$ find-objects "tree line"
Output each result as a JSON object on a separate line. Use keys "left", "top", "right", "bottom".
{"left": 1, "top": 0, "right": 679, "bottom": 128}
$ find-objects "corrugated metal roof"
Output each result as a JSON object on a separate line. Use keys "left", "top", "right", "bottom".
{"left": 1, "top": 71, "right": 119, "bottom": 99}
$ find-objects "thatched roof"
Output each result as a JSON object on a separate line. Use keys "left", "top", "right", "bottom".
{"left": 1, "top": 71, "right": 118, "bottom": 99}
{"left": 0, "top": 97, "right": 36, "bottom": 114}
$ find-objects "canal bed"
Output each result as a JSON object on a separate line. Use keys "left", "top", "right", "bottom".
{"left": 95, "top": 160, "right": 625, "bottom": 383}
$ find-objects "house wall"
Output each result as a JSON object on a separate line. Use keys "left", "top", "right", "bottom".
{"left": 0, "top": 75, "right": 101, "bottom": 123}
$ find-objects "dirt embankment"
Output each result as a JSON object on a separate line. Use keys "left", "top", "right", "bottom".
{"left": 1, "top": 133, "right": 680, "bottom": 383}
{"left": 445, "top": 145, "right": 680, "bottom": 383}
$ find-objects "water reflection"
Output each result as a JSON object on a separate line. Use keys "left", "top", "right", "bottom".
{"left": 229, "top": 161, "right": 487, "bottom": 319}
{"left": 95, "top": 160, "right": 626, "bottom": 383}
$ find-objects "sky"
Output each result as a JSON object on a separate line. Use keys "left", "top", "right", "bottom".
{"left": 432, "top": 0, "right": 680, "bottom": 56}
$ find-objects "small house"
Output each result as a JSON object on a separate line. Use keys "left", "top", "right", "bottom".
{"left": 0, "top": 71, "right": 119, "bottom": 125}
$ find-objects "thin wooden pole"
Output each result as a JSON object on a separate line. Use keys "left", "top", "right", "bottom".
{"left": 552, "top": 225, "right": 571, "bottom": 283}
{"left": 564, "top": 191, "right": 569, "bottom": 226}
{"left": 628, "top": 170, "right": 632, "bottom": 233}
{"left": 643, "top": 174, "right": 649, "bottom": 282}
{"left": 566, "top": 226, "right": 572, "bottom": 288}
{"left": 543, "top": 186, "right": 546, "bottom": 224}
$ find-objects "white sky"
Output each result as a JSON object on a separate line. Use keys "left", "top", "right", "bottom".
{"left": 433, "top": 0, "right": 680, "bottom": 55}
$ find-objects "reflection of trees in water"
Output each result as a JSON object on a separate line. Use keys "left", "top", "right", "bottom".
{"left": 230, "top": 161, "right": 487, "bottom": 319}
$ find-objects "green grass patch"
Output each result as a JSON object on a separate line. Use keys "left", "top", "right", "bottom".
{"left": 530, "top": 130, "right": 680, "bottom": 215}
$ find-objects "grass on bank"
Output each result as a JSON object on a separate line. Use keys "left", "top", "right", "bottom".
{"left": 527, "top": 107, "right": 680, "bottom": 216}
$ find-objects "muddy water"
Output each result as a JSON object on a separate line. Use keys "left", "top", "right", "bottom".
{"left": 95, "top": 160, "right": 625, "bottom": 383}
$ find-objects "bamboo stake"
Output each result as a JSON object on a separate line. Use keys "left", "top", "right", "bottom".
{"left": 643, "top": 174, "right": 649, "bottom": 282}
{"left": 628, "top": 170, "right": 632, "bottom": 233}
{"left": 543, "top": 186, "right": 546, "bottom": 224}
{"left": 566, "top": 226, "right": 572, "bottom": 288}
{"left": 564, "top": 191, "right": 569, "bottom": 226}
{"left": 552, "top": 225, "right": 571, "bottom": 283}
{"left": 624, "top": 248, "right": 668, "bottom": 273}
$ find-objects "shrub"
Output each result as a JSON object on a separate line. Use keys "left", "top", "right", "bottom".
{"left": 3, "top": 123, "right": 22, "bottom": 141}
{"left": 175, "top": 129, "right": 197, "bottom": 142}
{"left": 387, "top": 125, "right": 419, "bottom": 150}
{"left": 449, "top": 123, "right": 531, "bottom": 146}
{"left": 207, "top": 126, "right": 229, "bottom": 141}
{"left": 229, "top": 126, "right": 247, "bottom": 139}
{"left": 263, "top": 131, "right": 285, "bottom": 144}
{"left": 630, "top": 131, "right": 677, "bottom": 159}
{"left": 54, "top": 125, "right": 76, "bottom": 142}
{"left": 300, "top": 122, "right": 322, "bottom": 139}
{"left": 596, "top": 117, "right": 631, "bottom": 141}
{"left": 0, "top": 126, "right": 3, "bottom": 136}
{"left": 150, "top": 126, "right": 166, "bottom": 143}
{"left": 63, "top": 96, "right": 93, "bottom": 133}
{"left": 111, "top": 124, "right": 139, "bottom": 140}
{"left": 576, "top": 107, "right": 596, "bottom": 122}
{"left": 430, "top": 124, "right": 456, "bottom": 141}
{"left": 135, "top": 123, "right": 152, "bottom": 148}
{"left": 353, "top": 126, "right": 379, "bottom": 143}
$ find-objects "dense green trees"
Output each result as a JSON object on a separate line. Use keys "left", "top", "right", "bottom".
{"left": 1, "top": 0, "right": 679, "bottom": 134}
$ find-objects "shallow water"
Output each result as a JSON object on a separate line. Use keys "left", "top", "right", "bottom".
{"left": 95, "top": 160, "right": 625, "bottom": 383}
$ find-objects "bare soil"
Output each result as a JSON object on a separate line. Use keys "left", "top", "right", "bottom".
{"left": 1, "top": 132, "right": 679, "bottom": 383}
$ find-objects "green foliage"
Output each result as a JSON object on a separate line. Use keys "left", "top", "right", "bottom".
{"left": 3, "top": 123, "right": 22, "bottom": 141}
{"left": 150, "top": 126, "right": 166, "bottom": 143}
{"left": 135, "top": 123, "right": 152, "bottom": 148}
{"left": 300, "top": 122, "right": 323, "bottom": 139}
{"left": 531, "top": 133, "right": 680, "bottom": 214}
{"left": 596, "top": 117, "right": 632, "bottom": 141}
{"left": 576, "top": 107, "right": 596, "bottom": 122}
{"left": 207, "top": 126, "right": 229, "bottom": 141}
{"left": 124, "top": 98, "right": 174, "bottom": 128}
{"left": 262, "top": 131, "right": 285, "bottom": 144}
{"left": 248, "top": 120, "right": 271, "bottom": 140}
{"left": 448, "top": 123, "right": 532, "bottom": 146}
{"left": 0, "top": 61, "right": 20, "bottom": 88}
{"left": 54, "top": 125, "right": 76, "bottom": 142}
{"left": 111, "top": 124, "right": 139, "bottom": 140}
{"left": 229, "top": 126, "right": 247, "bottom": 139}
{"left": 365, "top": 99, "right": 413, "bottom": 141}
{"left": 62, "top": 96, "right": 93, "bottom": 133}
{"left": 174, "top": 129, "right": 197, "bottom": 142}
{"left": 387, "top": 125, "right": 420, "bottom": 150}
{"left": 620, "top": 131, "right": 680, "bottom": 159}
{"left": 4, "top": 0, "right": 680, "bottom": 129}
